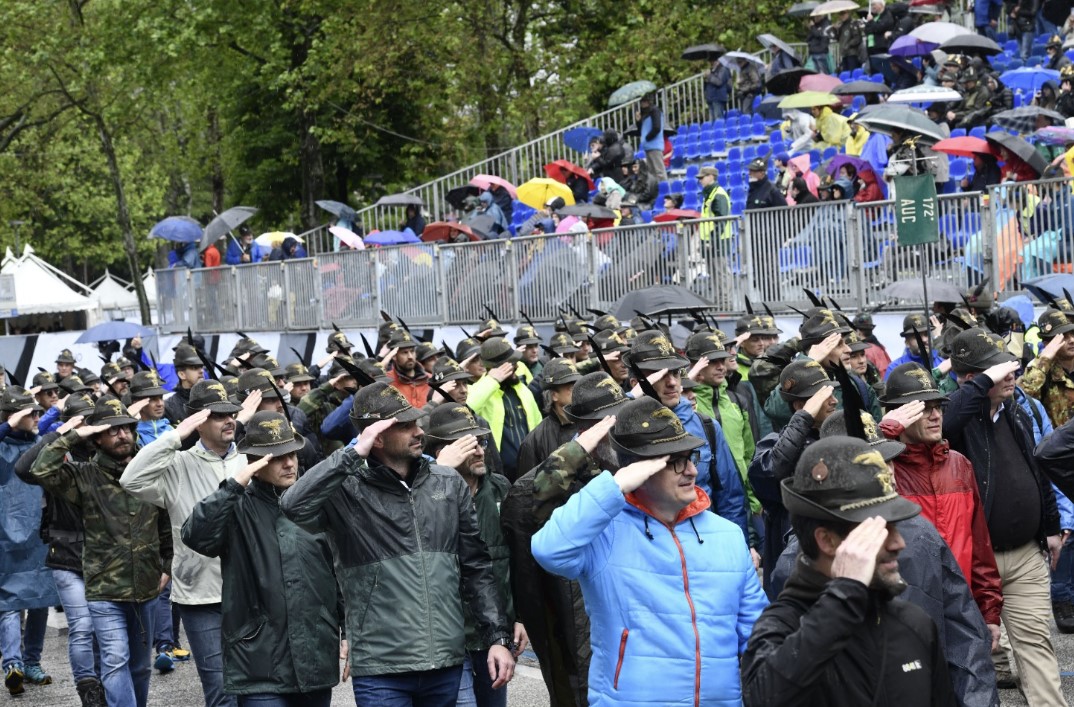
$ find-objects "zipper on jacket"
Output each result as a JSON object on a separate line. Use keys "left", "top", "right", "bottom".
{"left": 410, "top": 492, "right": 436, "bottom": 666}
{"left": 669, "top": 529, "right": 702, "bottom": 707}
{"left": 613, "top": 628, "right": 629, "bottom": 689}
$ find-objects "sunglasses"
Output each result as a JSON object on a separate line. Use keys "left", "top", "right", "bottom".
{"left": 209, "top": 412, "right": 237, "bottom": 421}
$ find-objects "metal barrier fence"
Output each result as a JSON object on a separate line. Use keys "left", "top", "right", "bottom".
{"left": 161, "top": 176, "right": 1074, "bottom": 332}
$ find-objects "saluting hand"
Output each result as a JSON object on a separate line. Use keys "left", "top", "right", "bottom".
{"left": 614, "top": 456, "right": 669, "bottom": 494}
{"left": 687, "top": 356, "right": 709, "bottom": 382}
{"left": 354, "top": 418, "right": 397, "bottom": 458}
{"left": 237, "top": 390, "right": 262, "bottom": 426}
{"left": 576, "top": 416, "right": 616, "bottom": 454}
{"left": 176, "top": 409, "right": 211, "bottom": 440}
{"left": 436, "top": 435, "right": 480, "bottom": 469}
{"left": 234, "top": 454, "right": 273, "bottom": 487}
{"left": 881, "top": 399, "right": 924, "bottom": 430}
{"left": 831, "top": 516, "right": 889, "bottom": 586}
{"left": 807, "top": 331, "right": 843, "bottom": 363}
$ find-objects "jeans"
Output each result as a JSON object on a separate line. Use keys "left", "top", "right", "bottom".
{"left": 1051, "top": 536, "right": 1074, "bottom": 604}
{"left": 809, "top": 54, "right": 831, "bottom": 74}
{"left": 178, "top": 603, "right": 236, "bottom": 707}
{"left": 352, "top": 665, "right": 463, "bottom": 707}
{"left": 52, "top": 569, "right": 98, "bottom": 681}
{"left": 707, "top": 100, "right": 726, "bottom": 121}
{"left": 0, "top": 607, "right": 48, "bottom": 670}
{"left": 457, "top": 652, "right": 506, "bottom": 707}
{"left": 238, "top": 689, "right": 331, "bottom": 707}
{"left": 151, "top": 579, "right": 180, "bottom": 651}
{"left": 87, "top": 600, "right": 152, "bottom": 707}
{"left": 1020, "top": 30, "right": 1033, "bottom": 60}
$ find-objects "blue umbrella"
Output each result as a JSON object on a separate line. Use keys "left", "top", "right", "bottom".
{"left": 75, "top": 320, "right": 154, "bottom": 344}
{"left": 364, "top": 229, "right": 421, "bottom": 246}
{"left": 149, "top": 216, "right": 203, "bottom": 243}
{"left": 1024, "top": 274, "right": 1074, "bottom": 306}
{"left": 563, "top": 126, "right": 603, "bottom": 154}
{"left": 1000, "top": 68, "right": 1060, "bottom": 94}
{"left": 889, "top": 35, "right": 937, "bottom": 57}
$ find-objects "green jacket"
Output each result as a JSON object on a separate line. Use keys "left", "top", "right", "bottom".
{"left": 468, "top": 375, "right": 542, "bottom": 449}
{"left": 298, "top": 382, "right": 347, "bottom": 454}
{"left": 695, "top": 381, "right": 760, "bottom": 514}
{"left": 30, "top": 430, "right": 169, "bottom": 603}
{"left": 182, "top": 478, "right": 341, "bottom": 695}
{"left": 280, "top": 446, "right": 509, "bottom": 676}
{"left": 465, "top": 472, "right": 514, "bottom": 652}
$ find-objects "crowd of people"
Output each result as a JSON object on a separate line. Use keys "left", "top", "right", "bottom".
{"left": 6, "top": 282, "right": 1074, "bottom": 706}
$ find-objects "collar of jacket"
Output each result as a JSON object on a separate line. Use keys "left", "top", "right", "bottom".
{"left": 194, "top": 439, "right": 238, "bottom": 462}
{"left": 392, "top": 365, "right": 429, "bottom": 384}
{"left": 897, "top": 438, "right": 951, "bottom": 468}
{"left": 360, "top": 454, "right": 431, "bottom": 493}
{"left": 624, "top": 485, "right": 711, "bottom": 527}
{"left": 249, "top": 477, "right": 285, "bottom": 503}
{"left": 92, "top": 447, "right": 134, "bottom": 479}
{"left": 737, "top": 351, "right": 754, "bottom": 367}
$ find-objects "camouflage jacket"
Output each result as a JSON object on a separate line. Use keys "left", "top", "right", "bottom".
{"left": 298, "top": 382, "right": 347, "bottom": 454}
{"left": 532, "top": 439, "right": 601, "bottom": 525}
{"left": 30, "top": 430, "right": 170, "bottom": 602}
{"left": 1021, "top": 358, "right": 1074, "bottom": 428}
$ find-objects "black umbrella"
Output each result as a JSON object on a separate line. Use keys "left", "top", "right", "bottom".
{"left": 315, "top": 200, "right": 356, "bottom": 220}
{"left": 992, "top": 106, "right": 1066, "bottom": 134}
{"left": 767, "top": 67, "right": 816, "bottom": 95}
{"left": 200, "top": 206, "right": 257, "bottom": 252}
{"left": 445, "top": 185, "right": 480, "bottom": 210}
{"left": 939, "top": 34, "right": 1002, "bottom": 56}
{"left": 832, "top": 79, "right": 893, "bottom": 96}
{"left": 465, "top": 213, "right": 497, "bottom": 239}
{"left": 681, "top": 43, "right": 727, "bottom": 61}
{"left": 374, "top": 193, "right": 423, "bottom": 207}
{"left": 623, "top": 126, "right": 678, "bottom": 140}
{"left": 613, "top": 285, "right": 715, "bottom": 320}
{"left": 787, "top": 1, "right": 820, "bottom": 17}
{"left": 882, "top": 278, "right": 962, "bottom": 302}
{"left": 986, "top": 131, "right": 1049, "bottom": 176}
{"left": 557, "top": 204, "right": 617, "bottom": 220}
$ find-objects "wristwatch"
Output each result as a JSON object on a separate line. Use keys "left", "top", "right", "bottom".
{"left": 493, "top": 637, "right": 512, "bottom": 649}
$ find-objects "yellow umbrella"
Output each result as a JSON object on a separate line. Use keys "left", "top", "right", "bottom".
{"left": 516, "top": 178, "right": 576, "bottom": 210}
{"left": 777, "top": 91, "right": 842, "bottom": 109}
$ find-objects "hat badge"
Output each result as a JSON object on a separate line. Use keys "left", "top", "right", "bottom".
{"left": 811, "top": 459, "right": 829, "bottom": 482}
{"left": 652, "top": 336, "right": 674, "bottom": 356}
{"left": 261, "top": 418, "right": 285, "bottom": 439}
{"left": 105, "top": 399, "right": 123, "bottom": 416}
{"left": 596, "top": 376, "right": 624, "bottom": 399}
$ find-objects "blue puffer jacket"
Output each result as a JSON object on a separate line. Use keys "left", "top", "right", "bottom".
{"left": 673, "top": 397, "right": 749, "bottom": 541}
{"left": 532, "top": 471, "right": 768, "bottom": 707}
{"left": 884, "top": 347, "right": 942, "bottom": 379}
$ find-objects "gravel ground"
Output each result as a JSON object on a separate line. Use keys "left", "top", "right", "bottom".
{"left": 17, "top": 609, "right": 1074, "bottom": 705}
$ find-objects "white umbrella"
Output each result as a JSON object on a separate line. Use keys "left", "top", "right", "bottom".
{"left": 887, "top": 85, "right": 964, "bottom": 104}
{"left": 910, "top": 21, "right": 974, "bottom": 45}
{"left": 329, "top": 225, "right": 366, "bottom": 250}
{"left": 719, "top": 51, "right": 766, "bottom": 71}
{"left": 254, "top": 231, "right": 302, "bottom": 247}
{"left": 811, "top": 0, "right": 859, "bottom": 16}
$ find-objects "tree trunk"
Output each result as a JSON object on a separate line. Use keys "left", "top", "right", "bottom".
{"left": 95, "top": 116, "right": 151, "bottom": 324}
{"left": 208, "top": 109, "right": 225, "bottom": 213}
{"left": 299, "top": 110, "right": 324, "bottom": 230}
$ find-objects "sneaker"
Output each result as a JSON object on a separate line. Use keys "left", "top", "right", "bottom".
{"left": 154, "top": 651, "right": 175, "bottom": 674}
{"left": 22, "top": 663, "right": 51, "bottom": 685}
{"left": 165, "top": 646, "right": 191, "bottom": 662}
{"left": 1054, "top": 601, "right": 1074, "bottom": 634}
{"left": 995, "top": 667, "right": 1017, "bottom": 689}
{"left": 4, "top": 665, "right": 24, "bottom": 696}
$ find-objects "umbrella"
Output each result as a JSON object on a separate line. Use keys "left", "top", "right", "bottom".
{"left": 887, "top": 85, "right": 964, "bottom": 104}
{"left": 469, "top": 174, "right": 518, "bottom": 199}
{"left": 365, "top": 229, "right": 421, "bottom": 246}
{"left": 613, "top": 285, "right": 715, "bottom": 319}
{"left": 149, "top": 216, "right": 202, "bottom": 244}
{"left": 421, "top": 222, "right": 480, "bottom": 243}
{"left": 445, "top": 185, "right": 480, "bottom": 210}
{"left": 608, "top": 80, "right": 658, "bottom": 107}
{"left": 778, "top": 91, "right": 841, "bottom": 109}
{"left": 329, "top": 225, "right": 366, "bottom": 250}
{"left": 1025, "top": 274, "right": 1074, "bottom": 305}
{"left": 314, "top": 200, "right": 355, "bottom": 219}
{"left": 516, "top": 178, "right": 575, "bottom": 210}
{"left": 75, "top": 320, "right": 154, "bottom": 345}
{"left": 543, "top": 160, "right": 596, "bottom": 191}
{"left": 623, "top": 126, "right": 678, "bottom": 140}
{"left": 200, "top": 206, "right": 258, "bottom": 252}
{"left": 882, "top": 278, "right": 962, "bottom": 302}
{"left": 832, "top": 80, "right": 892, "bottom": 96}
{"left": 767, "top": 67, "right": 816, "bottom": 95}
{"left": 986, "top": 132, "right": 1048, "bottom": 176}
{"left": 799, "top": 73, "right": 845, "bottom": 94}
{"left": 825, "top": 154, "right": 870, "bottom": 175}
{"left": 563, "top": 126, "right": 603, "bottom": 154}
{"left": 465, "top": 214, "right": 498, "bottom": 239}
{"left": 938, "top": 33, "right": 1002, "bottom": 56}
{"left": 854, "top": 104, "right": 947, "bottom": 142}
{"left": 719, "top": 51, "right": 766, "bottom": 71}
{"left": 931, "top": 136, "right": 997, "bottom": 158}
{"left": 787, "top": 1, "right": 820, "bottom": 17}
{"left": 910, "top": 21, "right": 974, "bottom": 44}
{"left": 374, "top": 193, "right": 423, "bottom": 207}
{"left": 557, "top": 204, "right": 617, "bottom": 220}
{"left": 889, "top": 35, "right": 938, "bottom": 57}
{"left": 254, "top": 231, "right": 301, "bottom": 247}
{"left": 1034, "top": 125, "right": 1074, "bottom": 147}
{"left": 992, "top": 106, "right": 1066, "bottom": 134}
{"left": 681, "top": 43, "right": 726, "bottom": 61}
{"left": 757, "top": 33, "right": 798, "bottom": 59}
{"left": 653, "top": 209, "right": 703, "bottom": 222}
{"left": 1000, "top": 67, "right": 1060, "bottom": 94}
{"left": 810, "top": 0, "right": 859, "bottom": 15}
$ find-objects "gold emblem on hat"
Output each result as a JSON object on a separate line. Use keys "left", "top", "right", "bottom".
{"left": 207, "top": 382, "right": 229, "bottom": 401}
{"left": 651, "top": 336, "right": 674, "bottom": 356}
{"left": 861, "top": 414, "right": 878, "bottom": 440}
{"left": 596, "top": 377, "right": 624, "bottom": 398}
{"left": 905, "top": 367, "right": 934, "bottom": 390}
{"left": 261, "top": 418, "right": 285, "bottom": 440}
{"left": 105, "top": 399, "right": 124, "bottom": 416}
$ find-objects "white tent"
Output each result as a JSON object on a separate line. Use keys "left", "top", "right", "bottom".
{"left": 143, "top": 268, "right": 157, "bottom": 303}
{"left": 90, "top": 270, "right": 140, "bottom": 310}
{"left": 0, "top": 246, "right": 97, "bottom": 316}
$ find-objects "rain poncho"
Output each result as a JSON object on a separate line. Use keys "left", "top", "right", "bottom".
{"left": 812, "top": 106, "right": 850, "bottom": 150}
{"left": 597, "top": 177, "right": 627, "bottom": 211}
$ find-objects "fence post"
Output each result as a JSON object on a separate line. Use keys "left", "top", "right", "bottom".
{"left": 983, "top": 188, "right": 1001, "bottom": 292}
{"left": 184, "top": 269, "right": 198, "bottom": 332}
{"left": 505, "top": 241, "right": 521, "bottom": 323}
{"left": 233, "top": 267, "right": 244, "bottom": 331}
{"left": 677, "top": 225, "right": 690, "bottom": 288}
{"left": 587, "top": 232, "right": 601, "bottom": 310}
{"left": 848, "top": 205, "right": 868, "bottom": 311}
{"left": 435, "top": 245, "right": 450, "bottom": 326}
{"left": 738, "top": 214, "right": 758, "bottom": 306}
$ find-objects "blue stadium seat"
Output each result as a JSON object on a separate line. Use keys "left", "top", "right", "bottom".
{"left": 730, "top": 185, "right": 746, "bottom": 202}
{"left": 717, "top": 172, "right": 729, "bottom": 188}
{"left": 685, "top": 142, "right": 701, "bottom": 161}
{"left": 851, "top": 68, "right": 864, "bottom": 79}
{"left": 725, "top": 109, "right": 741, "bottom": 120}
{"left": 743, "top": 145, "right": 758, "bottom": 161}
{"left": 685, "top": 165, "right": 699, "bottom": 180}
{"left": 949, "top": 158, "right": 968, "bottom": 181}
{"left": 670, "top": 179, "right": 683, "bottom": 193}
{"left": 658, "top": 181, "right": 670, "bottom": 197}
{"left": 969, "top": 126, "right": 986, "bottom": 139}
{"left": 712, "top": 138, "right": 727, "bottom": 156}
{"left": 870, "top": 73, "right": 883, "bottom": 83}
{"left": 822, "top": 147, "right": 836, "bottom": 161}
{"left": 949, "top": 127, "right": 966, "bottom": 138}
{"left": 751, "top": 122, "right": 767, "bottom": 140}
{"left": 683, "top": 192, "right": 700, "bottom": 209}
{"left": 839, "top": 71, "right": 851, "bottom": 82}
{"left": 640, "top": 210, "right": 652, "bottom": 223}
{"left": 727, "top": 146, "right": 742, "bottom": 162}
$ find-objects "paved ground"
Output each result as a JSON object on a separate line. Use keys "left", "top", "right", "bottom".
{"left": 18, "top": 609, "right": 1074, "bottom": 705}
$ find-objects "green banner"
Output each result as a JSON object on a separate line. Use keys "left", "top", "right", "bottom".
{"left": 893, "top": 174, "right": 939, "bottom": 246}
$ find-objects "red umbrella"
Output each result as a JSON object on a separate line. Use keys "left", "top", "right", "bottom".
{"left": 799, "top": 73, "right": 851, "bottom": 105}
{"left": 421, "top": 221, "right": 480, "bottom": 243}
{"left": 653, "top": 209, "right": 702, "bottom": 222}
{"left": 469, "top": 174, "right": 517, "bottom": 199}
{"left": 543, "top": 160, "right": 596, "bottom": 191}
{"left": 931, "top": 136, "right": 998, "bottom": 158}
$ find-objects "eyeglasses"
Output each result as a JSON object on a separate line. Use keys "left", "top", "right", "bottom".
{"left": 102, "top": 426, "right": 130, "bottom": 438}
{"left": 209, "top": 412, "right": 237, "bottom": 421}
{"left": 668, "top": 450, "right": 702, "bottom": 474}
{"left": 476, "top": 437, "right": 489, "bottom": 449}
{"left": 923, "top": 401, "right": 946, "bottom": 415}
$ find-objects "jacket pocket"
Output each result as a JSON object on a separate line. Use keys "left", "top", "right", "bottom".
{"left": 613, "top": 628, "right": 629, "bottom": 690}
{"left": 224, "top": 614, "right": 266, "bottom": 645}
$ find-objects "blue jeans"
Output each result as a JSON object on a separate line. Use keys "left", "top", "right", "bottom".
{"left": 238, "top": 689, "right": 331, "bottom": 707}
{"left": 87, "top": 600, "right": 152, "bottom": 707}
{"left": 52, "top": 569, "right": 98, "bottom": 681}
{"left": 0, "top": 607, "right": 48, "bottom": 670}
{"left": 351, "top": 665, "right": 463, "bottom": 707}
{"left": 151, "top": 579, "right": 180, "bottom": 651}
{"left": 810, "top": 54, "right": 831, "bottom": 74}
{"left": 1052, "top": 537, "right": 1074, "bottom": 604}
{"left": 178, "top": 603, "right": 235, "bottom": 707}
{"left": 457, "top": 652, "right": 506, "bottom": 707}
{"left": 1020, "top": 30, "right": 1033, "bottom": 60}
{"left": 707, "top": 100, "right": 726, "bottom": 121}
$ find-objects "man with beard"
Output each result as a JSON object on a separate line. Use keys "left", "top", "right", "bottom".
{"left": 500, "top": 372, "right": 629, "bottom": 707}
{"left": 469, "top": 338, "right": 541, "bottom": 482}
{"left": 416, "top": 342, "right": 443, "bottom": 378}
{"left": 517, "top": 359, "right": 582, "bottom": 480}
{"left": 742, "top": 437, "right": 957, "bottom": 706}
{"left": 284, "top": 363, "right": 316, "bottom": 407}
{"left": 31, "top": 397, "right": 172, "bottom": 707}
{"left": 120, "top": 380, "right": 256, "bottom": 706}
{"left": 384, "top": 329, "right": 430, "bottom": 408}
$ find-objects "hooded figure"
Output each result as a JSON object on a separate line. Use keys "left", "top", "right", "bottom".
{"left": 853, "top": 168, "right": 885, "bottom": 203}
{"left": 590, "top": 130, "right": 625, "bottom": 181}
{"left": 595, "top": 177, "right": 627, "bottom": 211}
{"left": 269, "top": 236, "right": 301, "bottom": 261}
{"left": 477, "top": 191, "right": 509, "bottom": 235}
{"left": 787, "top": 155, "right": 820, "bottom": 202}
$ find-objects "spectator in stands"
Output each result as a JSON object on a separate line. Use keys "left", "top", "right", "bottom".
{"left": 782, "top": 110, "right": 815, "bottom": 153}
{"left": 664, "top": 193, "right": 684, "bottom": 210}
{"left": 401, "top": 204, "right": 425, "bottom": 236}
{"left": 975, "top": 0, "right": 1001, "bottom": 38}
{"left": 853, "top": 167, "right": 884, "bottom": 203}
{"left": 1010, "top": 0, "right": 1039, "bottom": 60}
{"left": 1046, "top": 34, "right": 1072, "bottom": 71}
{"left": 1035, "top": 80, "right": 1060, "bottom": 111}
{"left": 789, "top": 177, "right": 818, "bottom": 205}
{"left": 835, "top": 10, "right": 867, "bottom": 72}
{"left": 863, "top": 0, "right": 895, "bottom": 57}
{"left": 844, "top": 117, "right": 870, "bottom": 156}
{"left": 628, "top": 160, "right": 659, "bottom": 209}
{"left": 836, "top": 163, "right": 858, "bottom": 194}
{"left": 619, "top": 195, "right": 640, "bottom": 226}
{"left": 704, "top": 58, "right": 732, "bottom": 119}
{"left": 476, "top": 191, "right": 509, "bottom": 236}
{"left": 635, "top": 94, "right": 668, "bottom": 182}
{"left": 168, "top": 241, "right": 198, "bottom": 269}
{"left": 268, "top": 236, "right": 302, "bottom": 262}
{"left": 810, "top": 103, "right": 850, "bottom": 150}
{"left": 488, "top": 184, "right": 514, "bottom": 226}
{"left": 806, "top": 16, "right": 832, "bottom": 74}
{"left": 787, "top": 155, "right": 820, "bottom": 202}
{"left": 224, "top": 225, "right": 267, "bottom": 265}
{"left": 619, "top": 157, "right": 636, "bottom": 192}
{"left": 1057, "top": 66, "right": 1074, "bottom": 118}
{"left": 589, "top": 130, "right": 625, "bottom": 181}
{"left": 961, "top": 152, "right": 1002, "bottom": 193}
{"left": 773, "top": 152, "right": 792, "bottom": 195}
{"left": 888, "top": 57, "right": 918, "bottom": 91}
{"left": 745, "top": 159, "right": 787, "bottom": 211}
{"left": 736, "top": 58, "right": 763, "bottom": 115}
{"left": 766, "top": 46, "right": 800, "bottom": 81}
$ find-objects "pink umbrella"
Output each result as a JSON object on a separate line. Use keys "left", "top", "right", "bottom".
{"left": 469, "top": 174, "right": 518, "bottom": 199}
{"left": 329, "top": 225, "right": 365, "bottom": 250}
{"left": 800, "top": 73, "right": 851, "bottom": 105}
{"left": 554, "top": 215, "right": 581, "bottom": 233}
